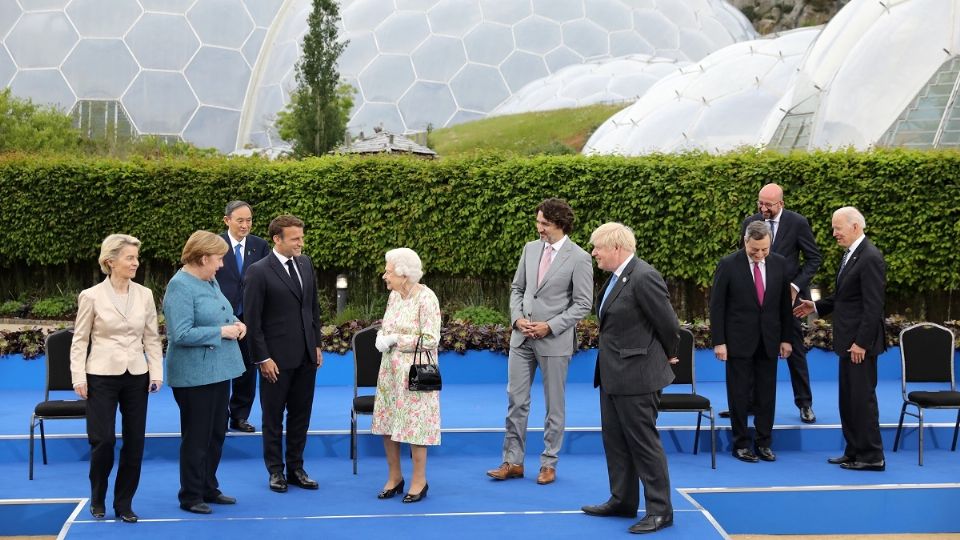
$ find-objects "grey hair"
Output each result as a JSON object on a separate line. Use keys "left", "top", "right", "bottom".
{"left": 385, "top": 248, "right": 424, "bottom": 284}
{"left": 744, "top": 220, "right": 772, "bottom": 242}
{"left": 833, "top": 206, "right": 866, "bottom": 229}
{"left": 224, "top": 200, "right": 252, "bottom": 217}
{"left": 98, "top": 234, "right": 141, "bottom": 275}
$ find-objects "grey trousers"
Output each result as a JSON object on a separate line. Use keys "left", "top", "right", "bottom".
{"left": 502, "top": 341, "right": 571, "bottom": 468}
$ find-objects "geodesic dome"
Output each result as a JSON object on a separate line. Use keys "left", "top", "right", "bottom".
{"left": 583, "top": 27, "right": 820, "bottom": 155}
{"left": 491, "top": 54, "right": 688, "bottom": 116}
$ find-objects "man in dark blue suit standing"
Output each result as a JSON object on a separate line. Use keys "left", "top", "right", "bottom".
{"left": 217, "top": 201, "right": 270, "bottom": 433}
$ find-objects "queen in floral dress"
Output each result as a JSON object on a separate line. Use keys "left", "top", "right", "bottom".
{"left": 371, "top": 248, "right": 441, "bottom": 503}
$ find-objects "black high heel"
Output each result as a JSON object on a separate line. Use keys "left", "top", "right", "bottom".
{"left": 89, "top": 502, "right": 105, "bottom": 519}
{"left": 115, "top": 509, "right": 138, "bottom": 523}
{"left": 377, "top": 478, "right": 405, "bottom": 499}
{"left": 402, "top": 483, "right": 428, "bottom": 503}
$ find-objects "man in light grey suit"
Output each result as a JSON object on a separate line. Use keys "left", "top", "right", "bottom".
{"left": 582, "top": 222, "right": 679, "bottom": 535}
{"left": 487, "top": 198, "right": 593, "bottom": 485}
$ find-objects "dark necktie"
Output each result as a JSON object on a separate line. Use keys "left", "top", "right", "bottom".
{"left": 836, "top": 249, "right": 851, "bottom": 285}
{"left": 768, "top": 220, "right": 776, "bottom": 245}
{"left": 286, "top": 259, "right": 301, "bottom": 289}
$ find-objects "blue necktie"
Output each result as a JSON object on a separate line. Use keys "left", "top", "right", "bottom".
{"left": 599, "top": 274, "right": 618, "bottom": 315}
{"left": 234, "top": 243, "right": 244, "bottom": 316}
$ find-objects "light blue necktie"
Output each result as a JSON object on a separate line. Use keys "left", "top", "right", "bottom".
{"left": 234, "top": 243, "right": 244, "bottom": 275}
{"left": 599, "top": 274, "right": 618, "bottom": 315}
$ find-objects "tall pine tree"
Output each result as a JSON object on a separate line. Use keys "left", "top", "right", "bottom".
{"left": 276, "top": 0, "right": 352, "bottom": 156}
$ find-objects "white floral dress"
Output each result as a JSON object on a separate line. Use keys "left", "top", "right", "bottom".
{"left": 371, "top": 285, "right": 442, "bottom": 445}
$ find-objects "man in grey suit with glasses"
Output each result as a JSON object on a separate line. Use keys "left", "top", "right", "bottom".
{"left": 486, "top": 198, "right": 593, "bottom": 486}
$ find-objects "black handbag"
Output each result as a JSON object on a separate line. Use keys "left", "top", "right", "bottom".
{"left": 408, "top": 336, "right": 442, "bottom": 392}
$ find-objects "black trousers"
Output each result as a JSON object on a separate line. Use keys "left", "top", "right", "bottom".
{"left": 785, "top": 315, "right": 813, "bottom": 408}
{"left": 173, "top": 381, "right": 230, "bottom": 505}
{"left": 259, "top": 356, "right": 317, "bottom": 475}
{"left": 229, "top": 336, "right": 258, "bottom": 421}
{"left": 838, "top": 354, "right": 884, "bottom": 462}
{"left": 599, "top": 389, "right": 672, "bottom": 516}
{"left": 726, "top": 345, "right": 778, "bottom": 449}
{"left": 85, "top": 371, "right": 149, "bottom": 512}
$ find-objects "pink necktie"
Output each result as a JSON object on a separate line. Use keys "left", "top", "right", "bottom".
{"left": 537, "top": 245, "right": 553, "bottom": 286}
{"left": 753, "top": 262, "right": 764, "bottom": 304}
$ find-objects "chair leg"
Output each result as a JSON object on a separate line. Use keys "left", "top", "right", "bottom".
{"left": 351, "top": 410, "right": 358, "bottom": 475}
{"left": 693, "top": 413, "right": 702, "bottom": 455}
{"left": 39, "top": 419, "right": 47, "bottom": 465}
{"left": 893, "top": 402, "right": 908, "bottom": 452}
{"left": 918, "top": 409, "right": 924, "bottom": 466}
{"left": 29, "top": 415, "right": 35, "bottom": 480}
{"left": 709, "top": 409, "right": 716, "bottom": 470}
{"left": 952, "top": 410, "right": 959, "bottom": 452}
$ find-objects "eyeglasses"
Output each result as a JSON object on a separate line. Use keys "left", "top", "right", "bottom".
{"left": 757, "top": 200, "right": 782, "bottom": 209}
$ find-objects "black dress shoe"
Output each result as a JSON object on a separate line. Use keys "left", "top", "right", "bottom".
{"left": 229, "top": 418, "right": 256, "bottom": 433}
{"left": 180, "top": 502, "right": 212, "bottom": 514}
{"left": 628, "top": 514, "right": 673, "bottom": 534}
{"left": 269, "top": 472, "right": 288, "bottom": 492}
{"left": 89, "top": 502, "right": 105, "bottom": 519}
{"left": 288, "top": 468, "right": 319, "bottom": 490}
{"left": 115, "top": 509, "right": 138, "bottom": 523}
{"left": 378, "top": 478, "right": 405, "bottom": 499}
{"left": 755, "top": 447, "right": 776, "bottom": 462}
{"left": 581, "top": 502, "right": 638, "bottom": 518}
{"left": 800, "top": 407, "right": 816, "bottom": 424}
{"left": 718, "top": 409, "right": 731, "bottom": 419}
{"left": 840, "top": 460, "right": 885, "bottom": 472}
{"left": 827, "top": 455, "right": 855, "bottom": 465}
{"left": 203, "top": 493, "right": 237, "bottom": 504}
{"left": 733, "top": 448, "right": 759, "bottom": 463}
{"left": 402, "top": 483, "right": 428, "bottom": 503}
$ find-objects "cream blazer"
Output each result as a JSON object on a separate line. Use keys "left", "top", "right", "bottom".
{"left": 70, "top": 279, "right": 164, "bottom": 386}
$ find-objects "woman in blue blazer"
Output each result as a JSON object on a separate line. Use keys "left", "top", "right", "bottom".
{"left": 164, "top": 231, "right": 246, "bottom": 515}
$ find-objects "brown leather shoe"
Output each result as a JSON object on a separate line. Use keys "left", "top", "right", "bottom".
{"left": 536, "top": 466, "right": 556, "bottom": 485}
{"left": 486, "top": 462, "right": 523, "bottom": 480}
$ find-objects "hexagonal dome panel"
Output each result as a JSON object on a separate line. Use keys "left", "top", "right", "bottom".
{"left": 449, "top": 63, "right": 508, "bottom": 112}
{"left": 411, "top": 36, "right": 465, "bottom": 82}
{"left": 463, "top": 23, "right": 512, "bottom": 65}
{"left": 585, "top": 0, "right": 631, "bottom": 31}
{"left": 479, "top": 0, "right": 530, "bottom": 24}
{"left": 0, "top": 46, "right": 15, "bottom": 87}
{"left": 10, "top": 69, "right": 75, "bottom": 109}
{"left": 22, "top": 0, "right": 68, "bottom": 9}
{"left": 350, "top": 102, "right": 404, "bottom": 134}
{"left": 243, "top": 28, "right": 266, "bottom": 66}
{"left": 500, "top": 51, "right": 548, "bottom": 92}
{"left": 126, "top": 13, "right": 200, "bottom": 71}
{"left": 397, "top": 0, "right": 440, "bottom": 9}
{"left": 123, "top": 71, "right": 198, "bottom": 134}
{"left": 633, "top": 10, "right": 679, "bottom": 51}
{"left": 6, "top": 12, "right": 77, "bottom": 68}
{"left": 563, "top": 19, "right": 608, "bottom": 58}
{"left": 374, "top": 11, "right": 429, "bottom": 54}
{"left": 243, "top": 0, "right": 283, "bottom": 27}
{"left": 399, "top": 81, "right": 456, "bottom": 131}
{"left": 67, "top": 0, "right": 141, "bottom": 38}
{"left": 533, "top": 0, "right": 583, "bottom": 22}
{"left": 358, "top": 55, "right": 415, "bottom": 102}
{"left": 182, "top": 106, "right": 241, "bottom": 153}
{"left": 427, "top": 0, "right": 481, "bottom": 36}
{"left": 188, "top": 0, "right": 254, "bottom": 49}
{"left": 544, "top": 46, "right": 582, "bottom": 72}
{"left": 513, "top": 16, "right": 561, "bottom": 54}
{"left": 338, "top": 32, "right": 378, "bottom": 76}
{"left": 0, "top": 0, "right": 22, "bottom": 40}
{"left": 185, "top": 47, "right": 251, "bottom": 109}
{"left": 62, "top": 40, "right": 139, "bottom": 99}
{"left": 342, "top": 0, "right": 393, "bottom": 33}
{"left": 140, "top": 0, "right": 194, "bottom": 11}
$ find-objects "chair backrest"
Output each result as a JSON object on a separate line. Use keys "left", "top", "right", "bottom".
{"left": 900, "top": 323, "right": 956, "bottom": 390}
{"left": 44, "top": 328, "right": 76, "bottom": 399}
{"left": 669, "top": 328, "right": 696, "bottom": 390}
{"left": 352, "top": 324, "right": 382, "bottom": 395}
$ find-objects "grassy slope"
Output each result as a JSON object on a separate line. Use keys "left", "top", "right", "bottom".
{"left": 426, "top": 103, "right": 627, "bottom": 157}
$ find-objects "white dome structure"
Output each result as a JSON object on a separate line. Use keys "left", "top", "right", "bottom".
{"left": 763, "top": 0, "right": 960, "bottom": 151}
{"left": 491, "top": 54, "right": 688, "bottom": 116}
{"left": 584, "top": 27, "right": 820, "bottom": 155}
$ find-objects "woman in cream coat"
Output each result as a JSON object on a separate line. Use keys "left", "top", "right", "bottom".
{"left": 70, "top": 234, "right": 163, "bottom": 524}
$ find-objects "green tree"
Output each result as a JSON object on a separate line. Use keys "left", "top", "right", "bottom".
{"left": 0, "top": 88, "right": 82, "bottom": 154}
{"left": 276, "top": 0, "right": 352, "bottom": 157}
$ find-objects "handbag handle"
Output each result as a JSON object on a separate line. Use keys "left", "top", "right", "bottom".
{"left": 413, "top": 335, "right": 436, "bottom": 366}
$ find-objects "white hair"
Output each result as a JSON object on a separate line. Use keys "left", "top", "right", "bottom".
{"left": 385, "top": 248, "right": 424, "bottom": 284}
{"left": 833, "top": 206, "right": 866, "bottom": 229}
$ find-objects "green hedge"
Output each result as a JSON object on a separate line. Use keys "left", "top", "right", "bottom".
{"left": 2, "top": 150, "right": 959, "bottom": 294}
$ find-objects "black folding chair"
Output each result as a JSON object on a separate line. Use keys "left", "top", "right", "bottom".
{"left": 658, "top": 327, "right": 716, "bottom": 469}
{"left": 30, "top": 328, "right": 87, "bottom": 479}
{"left": 351, "top": 323, "right": 382, "bottom": 474}
{"left": 893, "top": 323, "right": 960, "bottom": 465}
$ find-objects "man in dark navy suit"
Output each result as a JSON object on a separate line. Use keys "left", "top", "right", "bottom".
{"left": 711, "top": 221, "right": 793, "bottom": 463}
{"left": 796, "top": 207, "right": 886, "bottom": 471}
{"left": 217, "top": 200, "right": 270, "bottom": 433}
{"left": 244, "top": 215, "right": 324, "bottom": 492}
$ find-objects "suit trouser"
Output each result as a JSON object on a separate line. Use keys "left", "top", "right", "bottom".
{"left": 726, "top": 346, "right": 778, "bottom": 449}
{"left": 85, "top": 371, "right": 148, "bottom": 512}
{"left": 838, "top": 354, "right": 884, "bottom": 462}
{"left": 229, "top": 324, "right": 258, "bottom": 421}
{"left": 785, "top": 315, "right": 813, "bottom": 408}
{"left": 599, "top": 388, "right": 672, "bottom": 516}
{"left": 503, "top": 341, "right": 570, "bottom": 468}
{"left": 260, "top": 356, "right": 317, "bottom": 475}
{"left": 173, "top": 381, "right": 230, "bottom": 505}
